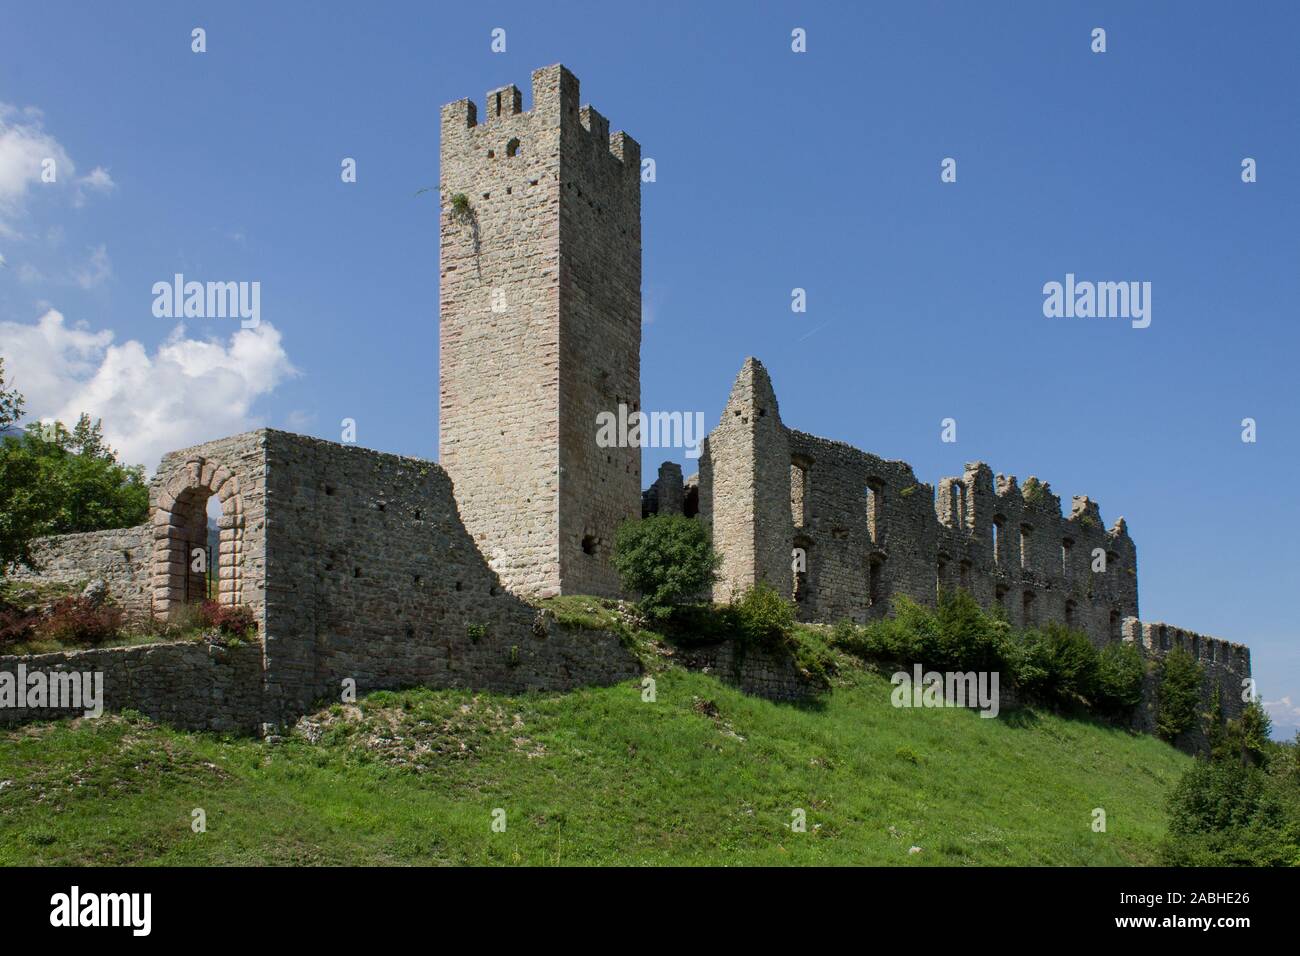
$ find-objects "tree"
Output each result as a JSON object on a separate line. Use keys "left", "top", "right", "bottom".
{"left": 0, "top": 367, "right": 148, "bottom": 575}
{"left": 1227, "top": 700, "right": 1273, "bottom": 769}
{"left": 1206, "top": 683, "right": 1231, "bottom": 762}
{"left": 1155, "top": 647, "right": 1204, "bottom": 742}
{"left": 1096, "top": 641, "right": 1145, "bottom": 716}
{"left": 0, "top": 358, "right": 24, "bottom": 430}
{"left": 611, "top": 515, "right": 720, "bottom": 621}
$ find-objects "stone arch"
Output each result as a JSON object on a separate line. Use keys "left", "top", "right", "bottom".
{"left": 151, "top": 456, "right": 244, "bottom": 619}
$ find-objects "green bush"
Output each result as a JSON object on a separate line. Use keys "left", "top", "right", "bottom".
{"left": 1163, "top": 758, "right": 1300, "bottom": 866}
{"left": 729, "top": 581, "right": 796, "bottom": 649}
{"left": 1009, "top": 623, "right": 1099, "bottom": 707}
{"left": 612, "top": 515, "right": 720, "bottom": 621}
{"left": 1156, "top": 647, "right": 1204, "bottom": 741}
{"left": 1095, "top": 641, "right": 1145, "bottom": 715}
{"left": 845, "top": 592, "right": 1010, "bottom": 675}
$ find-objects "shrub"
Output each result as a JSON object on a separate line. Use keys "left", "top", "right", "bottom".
{"left": 612, "top": 515, "right": 720, "bottom": 621}
{"left": 35, "top": 597, "right": 122, "bottom": 646}
{"left": 1009, "top": 623, "right": 1099, "bottom": 707}
{"left": 730, "top": 582, "right": 796, "bottom": 649}
{"left": 1228, "top": 700, "right": 1273, "bottom": 769}
{"left": 835, "top": 592, "right": 1011, "bottom": 676}
{"left": 1156, "top": 647, "right": 1204, "bottom": 741}
{"left": 199, "top": 600, "right": 257, "bottom": 638}
{"left": 1095, "top": 641, "right": 1145, "bottom": 715}
{"left": 0, "top": 604, "right": 39, "bottom": 649}
{"left": 1163, "top": 758, "right": 1300, "bottom": 866}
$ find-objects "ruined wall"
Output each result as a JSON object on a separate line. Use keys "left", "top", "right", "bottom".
{"left": 6, "top": 526, "right": 153, "bottom": 617}
{"left": 1125, "top": 618, "right": 1253, "bottom": 752}
{"left": 259, "top": 431, "right": 639, "bottom": 725}
{"left": 677, "top": 641, "right": 818, "bottom": 702}
{"left": 0, "top": 640, "right": 265, "bottom": 733}
{"left": 152, "top": 431, "right": 270, "bottom": 623}
{"left": 6, "top": 430, "right": 271, "bottom": 623}
{"left": 643, "top": 462, "right": 684, "bottom": 518}
{"left": 439, "top": 64, "right": 641, "bottom": 599}
{"left": 697, "top": 358, "right": 792, "bottom": 602}
{"left": 691, "top": 358, "right": 1139, "bottom": 650}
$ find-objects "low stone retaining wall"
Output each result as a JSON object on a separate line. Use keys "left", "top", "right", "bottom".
{"left": 6, "top": 525, "right": 153, "bottom": 617}
{"left": 679, "top": 641, "right": 819, "bottom": 702}
{"left": 0, "top": 640, "right": 265, "bottom": 734}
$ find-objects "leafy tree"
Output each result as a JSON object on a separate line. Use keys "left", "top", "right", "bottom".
{"left": 0, "top": 358, "right": 23, "bottom": 430}
{"left": 1227, "top": 700, "right": 1273, "bottom": 769}
{"left": 611, "top": 515, "right": 720, "bottom": 621}
{"left": 1155, "top": 647, "right": 1204, "bottom": 742}
{"left": 1095, "top": 641, "right": 1145, "bottom": 716}
{"left": 0, "top": 369, "right": 148, "bottom": 575}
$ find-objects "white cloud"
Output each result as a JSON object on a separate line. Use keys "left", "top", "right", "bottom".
{"left": 77, "top": 166, "right": 114, "bottom": 192}
{"left": 72, "top": 243, "right": 111, "bottom": 288}
{"left": 0, "top": 104, "right": 73, "bottom": 227}
{"left": 0, "top": 309, "right": 297, "bottom": 471}
{"left": 0, "top": 103, "right": 114, "bottom": 233}
{"left": 1264, "top": 695, "right": 1300, "bottom": 736}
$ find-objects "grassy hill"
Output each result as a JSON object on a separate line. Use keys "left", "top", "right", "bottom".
{"left": 0, "top": 665, "right": 1190, "bottom": 866}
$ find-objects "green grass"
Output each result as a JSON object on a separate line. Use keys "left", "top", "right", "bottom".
{"left": 0, "top": 667, "right": 1189, "bottom": 866}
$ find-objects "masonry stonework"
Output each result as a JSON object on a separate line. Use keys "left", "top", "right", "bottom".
{"left": 439, "top": 65, "right": 641, "bottom": 599}
{"left": 3, "top": 66, "right": 1253, "bottom": 743}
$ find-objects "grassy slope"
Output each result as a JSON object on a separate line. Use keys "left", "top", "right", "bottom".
{"left": 0, "top": 667, "right": 1188, "bottom": 866}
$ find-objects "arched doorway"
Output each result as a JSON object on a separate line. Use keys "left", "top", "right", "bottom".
{"left": 151, "top": 456, "right": 244, "bottom": 620}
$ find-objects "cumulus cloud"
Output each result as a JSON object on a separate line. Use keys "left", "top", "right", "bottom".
{"left": 0, "top": 309, "right": 297, "bottom": 471}
{"left": 1264, "top": 696, "right": 1300, "bottom": 737}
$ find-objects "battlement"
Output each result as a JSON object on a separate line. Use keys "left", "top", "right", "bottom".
{"left": 441, "top": 64, "right": 640, "bottom": 169}
{"left": 439, "top": 65, "right": 643, "bottom": 599}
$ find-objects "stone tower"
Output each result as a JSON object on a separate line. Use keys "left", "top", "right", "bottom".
{"left": 698, "top": 358, "right": 794, "bottom": 602}
{"left": 439, "top": 65, "right": 642, "bottom": 598}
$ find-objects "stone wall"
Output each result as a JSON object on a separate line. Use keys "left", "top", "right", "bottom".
{"left": 151, "top": 431, "right": 270, "bottom": 623}
{"left": 2, "top": 429, "right": 642, "bottom": 733}
{"left": 1125, "top": 618, "right": 1253, "bottom": 752}
{"left": 697, "top": 358, "right": 793, "bottom": 603}
{"left": 0, "top": 640, "right": 265, "bottom": 733}
{"left": 7, "top": 525, "right": 152, "bottom": 617}
{"left": 678, "top": 641, "right": 817, "bottom": 702}
{"left": 684, "top": 358, "right": 1139, "bottom": 650}
{"left": 258, "top": 430, "right": 640, "bottom": 725}
{"left": 439, "top": 64, "right": 641, "bottom": 599}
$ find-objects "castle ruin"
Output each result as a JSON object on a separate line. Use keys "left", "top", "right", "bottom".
{"left": 2, "top": 66, "right": 1251, "bottom": 743}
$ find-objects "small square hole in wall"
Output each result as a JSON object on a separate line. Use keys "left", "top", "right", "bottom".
{"left": 582, "top": 535, "right": 598, "bottom": 555}
{"left": 325, "top": 486, "right": 335, "bottom": 496}
{"left": 354, "top": 567, "right": 362, "bottom": 578}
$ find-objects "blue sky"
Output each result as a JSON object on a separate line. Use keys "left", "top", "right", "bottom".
{"left": 1, "top": 2, "right": 1297, "bottom": 735}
